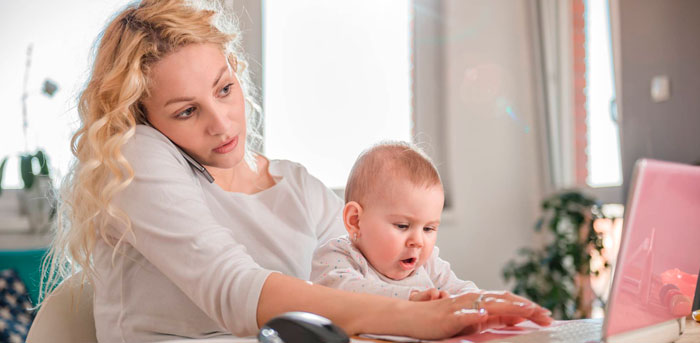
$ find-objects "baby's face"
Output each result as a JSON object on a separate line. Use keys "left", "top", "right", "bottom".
{"left": 355, "top": 180, "right": 444, "bottom": 280}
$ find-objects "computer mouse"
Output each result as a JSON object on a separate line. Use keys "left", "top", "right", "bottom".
{"left": 258, "top": 311, "right": 349, "bottom": 343}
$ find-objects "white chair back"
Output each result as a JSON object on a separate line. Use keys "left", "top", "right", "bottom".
{"left": 26, "top": 272, "right": 97, "bottom": 343}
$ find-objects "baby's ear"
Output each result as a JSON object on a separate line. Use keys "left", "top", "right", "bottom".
{"left": 343, "top": 201, "right": 363, "bottom": 237}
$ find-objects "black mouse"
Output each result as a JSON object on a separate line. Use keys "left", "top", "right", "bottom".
{"left": 258, "top": 311, "right": 350, "bottom": 343}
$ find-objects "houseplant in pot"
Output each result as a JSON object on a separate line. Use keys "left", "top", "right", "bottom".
{"left": 6, "top": 44, "right": 60, "bottom": 232}
{"left": 20, "top": 150, "right": 55, "bottom": 232}
{"left": 502, "top": 190, "right": 612, "bottom": 319}
{"left": 0, "top": 151, "right": 55, "bottom": 233}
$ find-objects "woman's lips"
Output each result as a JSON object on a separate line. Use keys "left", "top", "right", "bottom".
{"left": 213, "top": 136, "right": 238, "bottom": 154}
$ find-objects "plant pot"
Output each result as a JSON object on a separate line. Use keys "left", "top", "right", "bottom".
{"left": 22, "top": 175, "right": 54, "bottom": 233}
{"left": 17, "top": 189, "right": 28, "bottom": 216}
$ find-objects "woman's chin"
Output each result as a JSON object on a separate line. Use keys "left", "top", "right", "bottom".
{"left": 206, "top": 159, "right": 244, "bottom": 170}
{"left": 203, "top": 151, "right": 246, "bottom": 169}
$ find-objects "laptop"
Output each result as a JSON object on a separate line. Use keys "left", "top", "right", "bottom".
{"left": 458, "top": 159, "right": 700, "bottom": 343}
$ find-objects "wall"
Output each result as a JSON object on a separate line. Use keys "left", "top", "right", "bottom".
{"left": 437, "top": 0, "right": 545, "bottom": 289}
{"left": 618, "top": 0, "right": 700, "bottom": 197}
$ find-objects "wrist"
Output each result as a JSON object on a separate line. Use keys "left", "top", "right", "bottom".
{"left": 352, "top": 296, "right": 414, "bottom": 336}
{"left": 385, "top": 298, "right": 416, "bottom": 335}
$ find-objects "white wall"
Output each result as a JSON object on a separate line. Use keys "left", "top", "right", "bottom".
{"left": 436, "top": 0, "right": 545, "bottom": 289}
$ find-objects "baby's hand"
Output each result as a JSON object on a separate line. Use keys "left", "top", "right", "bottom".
{"left": 409, "top": 288, "right": 449, "bottom": 301}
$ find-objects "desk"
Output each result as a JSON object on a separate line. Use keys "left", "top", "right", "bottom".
{"left": 678, "top": 317, "right": 700, "bottom": 343}
{"left": 353, "top": 317, "right": 700, "bottom": 342}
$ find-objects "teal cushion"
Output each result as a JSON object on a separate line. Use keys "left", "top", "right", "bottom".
{"left": 0, "top": 249, "right": 47, "bottom": 305}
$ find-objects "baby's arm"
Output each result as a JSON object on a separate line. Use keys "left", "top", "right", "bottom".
{"left": 425, "top": 247, "right": 479, "bottom": 296}
{"left": 311, "top": 237, "right": 421, "bottom": 299}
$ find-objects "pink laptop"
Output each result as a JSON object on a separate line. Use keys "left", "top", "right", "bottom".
{"left": 603, "top": 158, "right": 700, "bottom": 342}
{"left": 451, "top": 159, "right": 700, "bottom": 343}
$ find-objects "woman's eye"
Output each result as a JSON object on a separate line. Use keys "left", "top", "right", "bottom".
{"left": 175, "top": 107, "right": 195, "bottom": 119}
{"left": 219, "top": 83, "right": 234, "bottom": 96}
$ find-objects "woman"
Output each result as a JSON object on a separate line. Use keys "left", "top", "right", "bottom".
{"left": 42, "top": 0, "right": 552, "bottom": 341}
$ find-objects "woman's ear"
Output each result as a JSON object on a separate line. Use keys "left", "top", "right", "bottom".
{"left": 343, "top": 201, "right": 363, "bottom": 239}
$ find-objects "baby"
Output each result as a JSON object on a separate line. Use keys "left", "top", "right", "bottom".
{"left": 311, "top": 142, "right": 478, "bottom": 301}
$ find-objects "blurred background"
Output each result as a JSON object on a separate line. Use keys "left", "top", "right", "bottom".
{"left": 1, "top": 0, "right": 699, "bottom": 321}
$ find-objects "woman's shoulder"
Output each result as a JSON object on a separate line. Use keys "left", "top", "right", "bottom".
{"left": 269, "top": 159, "right": 334, "bottom": 190}
{"left": 267, "top": 158, "right": 341, "bottom": 210}
{"left": 268, "top": 159, "right": 314, "bottom": 183}
{"left": 268, "top": 159, "right": 307, "bottom": 174}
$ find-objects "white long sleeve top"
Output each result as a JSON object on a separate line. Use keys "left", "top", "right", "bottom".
{"left": 92, "top": 125, "right": 345, "bottom": 342}
{"left": 311, "top": 236, "right": 478, "bottom": 299}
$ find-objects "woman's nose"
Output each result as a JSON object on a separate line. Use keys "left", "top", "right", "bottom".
{"left": 206, "top": 104, "right": 232, "bottom": 136}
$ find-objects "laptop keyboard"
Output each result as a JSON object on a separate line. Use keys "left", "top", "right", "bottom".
{"left": 487, "top": 319, "right": 603, "bottom": 343}
{"left": 544, "top": 320, "right": 602, "bottom": 342}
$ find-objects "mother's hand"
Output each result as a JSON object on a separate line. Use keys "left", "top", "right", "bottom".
{"left": 405, "top": 290, "right": 552, "bottom": 339}
{"left": 455, "top": 291, "right": 552, "bottom": 336}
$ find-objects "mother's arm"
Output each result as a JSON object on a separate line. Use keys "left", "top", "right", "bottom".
{"left": 258, "top": 273, "right": 551, "bottom": 339}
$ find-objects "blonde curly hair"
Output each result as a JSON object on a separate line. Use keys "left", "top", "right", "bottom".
{"left": 40, "top": 0, "right": 261, "bottom": 302}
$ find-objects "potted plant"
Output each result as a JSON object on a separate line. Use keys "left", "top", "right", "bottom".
{"left": 502, "top": 191, "right": 612, "bottom": 319}
{"left": 21, "top": 150, "right": 55, "bottom": 232}
{"left": 0, "top": 150, "right": 55, "bottom": 232}
{"left": 0, "top": 44, "right": 59, "bottom": 232}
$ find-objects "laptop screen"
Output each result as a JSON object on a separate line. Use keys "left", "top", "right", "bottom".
{"left": 604, "top": 159, "right": 700, "bottom": 337}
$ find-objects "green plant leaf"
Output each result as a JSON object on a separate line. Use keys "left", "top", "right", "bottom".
{"left": 19, "top": 150, "right": 51, "bottom": 189}
{"left": 34, "top": 150, "right": 50, "bottom": 175}
{"left": 20, "top": 154, "right": 35, "bottom": 189}
{"left": 0, "top": 156, "right": 8, "bottom": 195}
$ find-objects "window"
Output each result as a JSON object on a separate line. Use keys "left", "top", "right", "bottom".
{"left": 538, "top": 0, "right": 623, "bottom": 202}
{"left": 583, "top": 0, "right": 622, "bottom": 188}
{"left": 0, "top": 1, "right": 130, "bottom": 188}
{"left": 263, "top": 0, "right": 413, "bottom": 189}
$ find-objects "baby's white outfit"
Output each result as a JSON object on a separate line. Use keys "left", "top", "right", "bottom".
{"left": 311, "top": 235, "right": 479, "bottom": 299}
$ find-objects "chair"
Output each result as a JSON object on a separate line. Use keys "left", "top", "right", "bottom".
{"left": 26, "top": 272, "right": 97, "bottom": 343}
